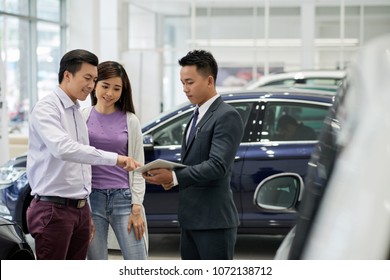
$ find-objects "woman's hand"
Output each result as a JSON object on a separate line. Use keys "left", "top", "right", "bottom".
{"left": 128, "top": 204, "right": 145, "bottom": 240}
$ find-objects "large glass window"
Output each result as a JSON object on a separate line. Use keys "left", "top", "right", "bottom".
{"left": 363, "top": 6, "right": 390, "bottom": 42}
{"left": 0, "top": 0, "right": 29, "bottom": 15}
{"left": 37, "top": 22, "right": 61, "bottom": 100}
{"left": 37, "top": 0, "right": 61, "bottom": 21}
{"left": 0, "top": 0, "right": 65, "bottom": 135}
{"left": 0, "top": 16, "right": 30, "bottom": 134}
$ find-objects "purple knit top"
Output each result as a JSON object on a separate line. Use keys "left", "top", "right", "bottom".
{"left": 87, "top": 107, "right": 129, "bottom": 189}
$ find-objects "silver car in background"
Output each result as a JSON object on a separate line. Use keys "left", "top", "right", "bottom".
{"left": 245, "top": 70, "right": 345, "bottom": 92}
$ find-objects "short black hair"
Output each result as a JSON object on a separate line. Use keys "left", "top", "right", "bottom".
{"left": 178, "top": 50, "right": 218, "bottom": 82}
{"left": 58, "top": 49, "right": 99, "bottom": 83}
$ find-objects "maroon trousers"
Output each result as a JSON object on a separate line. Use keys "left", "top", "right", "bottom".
{"left": 27, "top": 198, "right": 91, "bottom": 260}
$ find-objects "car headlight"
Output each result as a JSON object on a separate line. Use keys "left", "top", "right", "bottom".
{"left": 0, "top": 167, "right": 27, "bottom": 189}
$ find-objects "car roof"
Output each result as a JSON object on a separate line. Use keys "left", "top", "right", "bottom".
{"left": 261, "top": 69, "right": 345, "bottom": 79}
{"left": 253, "top": 84, "right": 340, "bottom": 93}
{"left": 220, "top": 87, "right": 335, "bottom": 102}
{"left": 245, "top": 70, "right": 346, "bottom": 90}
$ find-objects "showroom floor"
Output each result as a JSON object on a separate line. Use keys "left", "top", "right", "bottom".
{"left": 27, "top": 233, "right": 282, "bottom": 260}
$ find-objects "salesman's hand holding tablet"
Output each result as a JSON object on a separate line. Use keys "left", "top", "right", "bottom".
{"left": 139, "top": 159, "right": 185, "bottom": 190}
{"left": 134, "top": 159, "right": 185, "bottom": 173}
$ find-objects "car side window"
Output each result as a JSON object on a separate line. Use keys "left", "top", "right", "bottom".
{"left": 151, "top": 112, "right": 192, "bottom": 146}
{"left": 305, "top": 78, "right": 342, "bottom": 86}
{"left": 229, "top": 102, "right": 252, "bottom": 128}
{"left": 262, "top": 102, "right": 329, "bottom": 142}
{"left": 267, "top": 79, "right": 296, "bottom": 86}
{"left": 149, "top": 100, "right": 329, "bottom": 145}
{"left": 151, "top": 102, "right": 254, "bottom": 146}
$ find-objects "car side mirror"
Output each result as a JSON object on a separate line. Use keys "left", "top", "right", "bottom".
{"left": 253, "top": 173, "right": 303, "bottom": 211}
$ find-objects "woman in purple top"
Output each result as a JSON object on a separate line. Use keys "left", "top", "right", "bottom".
{"left": 82, "top": 61, "right": 148, "bottom": 259}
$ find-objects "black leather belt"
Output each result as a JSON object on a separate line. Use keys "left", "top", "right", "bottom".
{"left": 36, "top": 195, "right": 87, "bottom": 208}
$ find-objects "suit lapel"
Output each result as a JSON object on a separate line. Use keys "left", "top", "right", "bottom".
{"left": 181, "top": 97, "right": 223, "bottom": 160}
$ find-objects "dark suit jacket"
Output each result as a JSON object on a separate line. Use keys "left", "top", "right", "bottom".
{"left": 175, "top": 96, "right": 244, "bottom": 230}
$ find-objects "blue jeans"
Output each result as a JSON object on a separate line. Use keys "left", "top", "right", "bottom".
{"left": 87, "top": 188, "right": 147, "bottom": 260}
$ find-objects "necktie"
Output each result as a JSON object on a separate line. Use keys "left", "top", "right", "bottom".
{"left": 187, "top": 107, "right": 199, "bottom": 146}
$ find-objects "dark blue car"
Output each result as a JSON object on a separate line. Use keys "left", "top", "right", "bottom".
{"left": 0, "top": 88, "right": 334, "bottom": 238}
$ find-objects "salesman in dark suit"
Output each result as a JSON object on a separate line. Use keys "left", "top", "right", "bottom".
{"left": 143, "top": 50, "right": 244, "bottom": 260}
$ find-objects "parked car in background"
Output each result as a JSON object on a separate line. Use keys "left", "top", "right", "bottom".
{"left": 253, "top": 34, "right": 390, "bottom": 259}
{"left": 142, "top": 88, "right": 334, "bottom": 235}
{"left": 0, "top": 87, "right": 335, "bottom": 251}
{"left": 245, "top": 70, "right": 345, "bottom": 92}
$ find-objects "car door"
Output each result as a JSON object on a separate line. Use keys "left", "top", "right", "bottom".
{"left": 142, "top": 101, "right": 253, "bottom": 233}
{"left": 239, "top": 99, "right": 330, "bottom": 234}
{"left": 142, "top": 109, "right": 192, "bottom": 232}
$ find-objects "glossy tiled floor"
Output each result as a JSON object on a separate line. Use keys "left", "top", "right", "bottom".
{"left": 27, "top": 233, "right": 282, "bottom": 260}
{"left": 109, "top": 234, "right": 283, "bottom": 260}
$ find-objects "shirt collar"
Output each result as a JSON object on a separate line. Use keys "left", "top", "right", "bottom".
{"left": 54, "top": 86, "right": 80, "bottom": 109}
{"left": 197, "top": 94, "right": 220, "bottom": 115}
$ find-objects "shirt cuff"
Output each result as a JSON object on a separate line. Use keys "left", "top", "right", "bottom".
{"left": 172, "top": 170, "right": 178, "bottom": 186}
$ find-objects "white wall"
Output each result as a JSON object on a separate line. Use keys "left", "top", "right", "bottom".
{"left": 67, "top": 0, "right": 162, "bottom": 124}
{"left": 122, "top": 51, "right": 162, "bottom": 124}
{"left": 68, "top": 0, "right": 100, "bottom": 55}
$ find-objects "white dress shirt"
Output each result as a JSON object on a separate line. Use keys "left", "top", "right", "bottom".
{"left": 172, "top": 94, "right": 220, "bottom": 185}
{"left": 27, "top": 86, "right": 117, "bottom": 199}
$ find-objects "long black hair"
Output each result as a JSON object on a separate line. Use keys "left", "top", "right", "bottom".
{"left": 90, "top": 61, "right": 135, "bottom": 114}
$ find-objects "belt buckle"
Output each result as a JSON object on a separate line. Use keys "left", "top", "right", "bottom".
{"left": 77, "top": 200, "right": 86, "bottom": 208}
